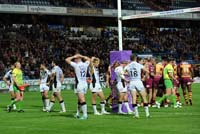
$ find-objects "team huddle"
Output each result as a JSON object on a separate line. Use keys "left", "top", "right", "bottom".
{"left": 3, "top": 54, "right": 194, "bottom": 119}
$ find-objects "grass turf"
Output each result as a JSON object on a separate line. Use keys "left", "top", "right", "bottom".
{"left": 0, "top": 84, "right": 200, "bottom": 134}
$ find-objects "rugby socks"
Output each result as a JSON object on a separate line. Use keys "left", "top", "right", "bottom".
{"left": 183, "top": 92, "right": 188, "bottom": 104}
{"left": 188, "top": 91, "right": 192, "bottom": 105}
{"left": 132, "top": 104, "right": 139, "bottom": 117}
{"left": 144, "top": 103, "right": 150, "bottom": 117}
{"left": 171, "top": 95, "right": 177, "bottom": 106}
{"left": 118, "top": 101, "right": 122, "bottom": 113}
{"left": 100, "top": 101, "right": 106, "bottom": 113}
{"left": 11, "top": 98, "right": 16, "bottom": 109}
{"left": 76, "top": 102, "right": 81, "bottom": 116}
{"left": 158, "top": 94, "right": 168, "bottom": 104}
{"left": 124, "top": 101, "right": 132, "bottom": 113}
{"left": 48, "top": 101, "right": 55, "bottom": 111}
{"left": 45, "top": 99, "right": 50, "bottom": 109}
{"left": 81, "top": 102, "right": 87, "bottom": 117}
{"left": 59, "top": 100, "right": 66, "bottom": 112}
{"left": 176, "top": 93, "right": 181, "bottom": 102}
{"left": 92, "top": 104, "right": 98, "bottom": 113}
{"left": 42, "top": 96, "right": 46, "bottom": 108}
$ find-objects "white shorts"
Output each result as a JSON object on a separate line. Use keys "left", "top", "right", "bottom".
{"left": 116, "top": 82, "right": 127, "bottom": 93}
{"left": 40, "top": 84, "right": 49, "bottom": 92}
{"left": 129, "top": 80, "right": 145, "bottom": 92}
{"left": 52, "top": 82, "right": 62, "bottom": 93}
{"left": 9, "top": 85, "right": 14, "bottom": 92}
{"left": 74, "top": 82, "right": 88, "bottom": 94}
{"left": 90, "top": 83, "right": 102, "bottom": 93}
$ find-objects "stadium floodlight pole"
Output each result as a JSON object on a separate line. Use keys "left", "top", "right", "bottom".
{"left": 117, "top": 0, "right": 123, "bottom": 51}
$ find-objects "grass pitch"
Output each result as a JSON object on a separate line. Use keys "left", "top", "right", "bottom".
{"left": 0, "top": 84, "right": 200, "bottom": 134}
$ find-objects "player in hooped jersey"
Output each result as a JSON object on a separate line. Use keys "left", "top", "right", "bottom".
{"left": 178, "top": 56, "right": 194, "bottom": 105}
{"left": 114, "top": 61, "right": 133, "bottom": 114}
{"left": 124, "top": 54, "right": 150, "bottom": 118}
{"left": 3, "top": 65, "right": 16, "bottom": 110}
{"left": 46, "top": 60, "right": 66, "bottom": 113}
{"left": 89, "top": 57, "right": 110, "bottom": 115}
{"left": 144, "top": 58, "right": 155, "bottom": 106}
{"left": 39, "top": 63, "right": 51, "bottom": 111}
{"left": 66, "top": 54, "right": 90, "bottom": 120}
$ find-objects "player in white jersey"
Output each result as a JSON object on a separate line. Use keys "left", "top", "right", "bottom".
{"left": 39, "top": 63, "right": 50, "bottom": 111}
{"left": 46, "top": 60, "right": 66, "bottom": 113}
{"left": 3, "top": 65, "right": 16, "bottom": 110}
{"left": 66, "top": 54, "right": 90, "bottom": 120}
{"left": 114, "top": 61, "right": 133, "bottom": 115}
{"left": 124, "top": 54, "right": 150, "bottom": 118}
{"left": 89, "top": 57, "right": 110, "bottom": 115}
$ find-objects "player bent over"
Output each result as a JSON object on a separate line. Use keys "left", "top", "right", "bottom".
{"left": 89, "top": 57, "right": 110, "bottom": 115}
{"left": 7, "top": 62, "right": 24, "bottom": 112}
{"left": 66, "top": 54, "right": 90, "bottom": 120}
{"left": 124, "top": 54, "right": 150, "bottom": 118}
{"left": 114, "top": 61, "right": 133, "bottom": 115}
{"left": 3, "top": 65, "right": 16, "bottom": 110}
{"left": 156, "top": 58, "right": 178, "bottom": 108}
{"left": 39, "top": 63, "right": 50, "bottom": 111}
{"left": 46, "top": 60, "right": 66, "bottom": 113}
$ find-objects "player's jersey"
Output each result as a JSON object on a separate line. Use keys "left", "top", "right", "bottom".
{"left": 145, "top": 63, "right": 155, "bottom": 78}
{"left": 155, "top": 62, "right": 164, "bottom": 76}
{"left": 91, "top": 66, "right": 100, "bottom": 84}
{"left": 4, "top": 70, "right": 13, "bottom": 83}
{"left": 12, "top": 68, "right": 23, "bottom": 85}
{"left": 163, "top": 64, "right": 174, "bottom": 80}
{"left": 179, "top": 62, "right": 192, "bottom": 78}
{"left": 173, "top": 64, "right": 178, "bottom": 78}
{"left": 70, "top": 61, "right": 89, "bottom": 83}
{"left": 114, "top": 66, "right": 124, "bottom": 83}
{"left": 40, "top": 69, "right": 51, "bottom": 84}
{"left": 52, "top": 66, "right": 63, "bottom": 83}
{"left": 124, "top": 61, "right": 144, "bottom": 81}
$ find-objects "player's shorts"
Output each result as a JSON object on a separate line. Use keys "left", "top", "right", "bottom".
{"left": 74, "top": 82, "right": 88, "bottom": 94}
{"left": 153, "top": 76, "right": 162, "bottom": 89}
{"left": 52, "top": 82, "right": 62, "bottom": 93}
{"left": 40, "top": 84, "right": 49, "bottom": 92}
{"left": 164, "top": 79, "right": 173, "bottom": 89}
{"left": 9, "top": 85, "right": 14, "bottom": 92}
{"left": 145, "top": 78, "right": 153, "bottom": 89}
{"left": 90, "top": 83, "right": 102, "bottom": 93}
{"left": 129, "top": 80, "right": 145, "bottom": 92}
{"left": 181, "top": 77, "right": 193, "bottom": 86}
{"left": 173, "top": 78, "right": 180, "bottom": 88}
{"left": 116, "top": 82, "right": 127, "bottom": 93}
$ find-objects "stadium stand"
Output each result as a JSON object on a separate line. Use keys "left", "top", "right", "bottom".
{"left": 0, "top": 24, "right": 199, "bottom": 79}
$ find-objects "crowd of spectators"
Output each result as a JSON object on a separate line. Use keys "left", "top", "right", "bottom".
{"left": 0, "top": 24, "right": 199, "bottom": 79}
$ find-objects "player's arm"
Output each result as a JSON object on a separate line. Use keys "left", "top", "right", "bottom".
{"left": 168, "top": 70, "right": 176, "bottom": 80}
{"left": 12, "top": 74, "right": 19, "bottom": 87}
{"left": 3, "top": 74, "right": 10, "bottom": 86}
{"left": 77, "top": 54, "right": 90, "bottom": 62}
{"left": 89, "top": 57, "right": 95, "bottom": 75}
{"left": 119, "top": 69, "right": 129, "bottom": 83}
{"left": 61, "top": 74, "right": 64, "bottom": 84}
{"left": 65, "top": 54, "right": 79, "bottom": 64}
{"left": 106, "top": 66, "right": 111, "bottom": 87}
{"left": 190, "top": 65, "right": 194, "bottom": 79}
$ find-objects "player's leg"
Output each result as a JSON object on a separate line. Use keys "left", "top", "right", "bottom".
{"left": 98, "top": 91, "right": 110, "bottom": 114}
{"left": 187, "top": 83, "right": 192, "bottom": 105}
{"left": 181, "top": 79, "right": 188, "bottom": 105}
{"left": 156, "top": 80, "right": 173, "bottom": 108}
{"left": 56, "top": 91, "right": 66, "bottom": 113}
{"left": 131, "top": 90, "right": 139, "bottom": 118}
{"left": 43, "top": 89, "right": 49, "bottom": 110}
{"left": 9, "top": 90, "right": 16, "bottom": 110}
{"left": 118, "top": 92, "right": 126, "bottom": 114}
{"left": 123, "top": 92, "right": 132, "bottom": 114}
{"left": 78, "top": 93, "right": 88, "bottom": 119}
{"left": 92, "top": 92, "right": 100, "bottom": 115}
{"left": 140, "top": 90, "right": 150, "bottom": 117}
{"left": 46, "top": 93, "right": 56, "bottom": 112}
